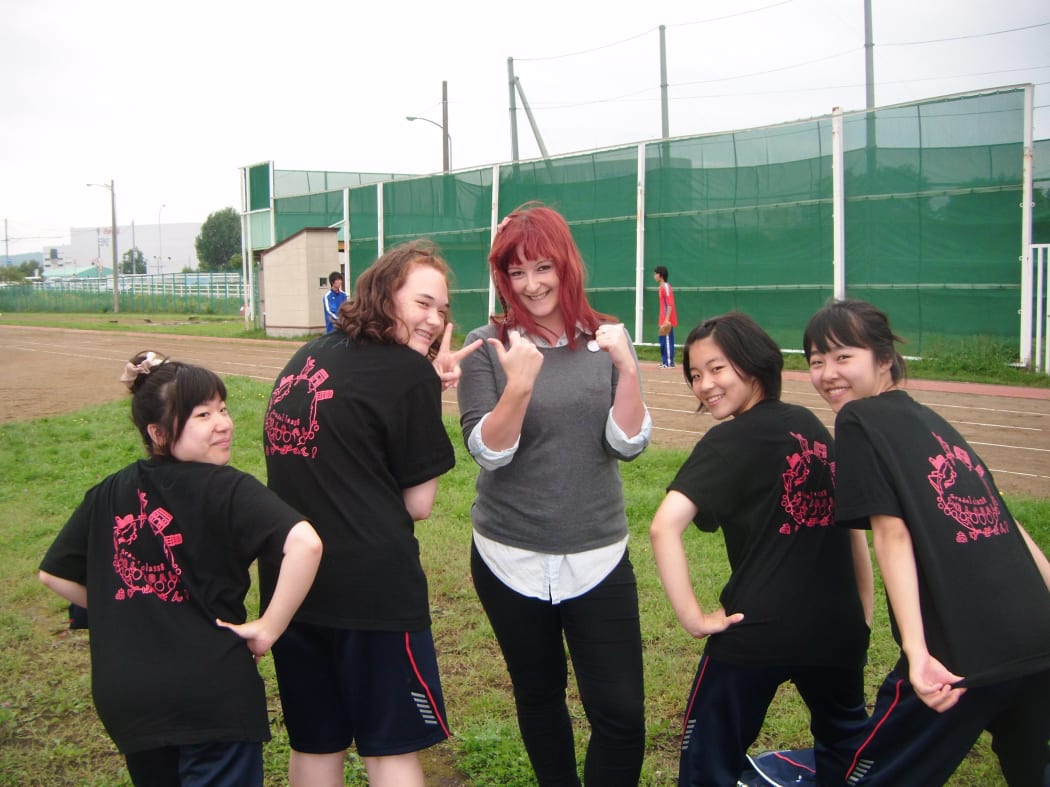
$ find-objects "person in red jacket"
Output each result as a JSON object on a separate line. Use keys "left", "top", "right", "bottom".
{"left": 654, "top": 265, "right": 678, "bottom": 368}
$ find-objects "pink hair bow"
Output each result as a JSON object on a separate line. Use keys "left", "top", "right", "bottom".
{"left": 119, "top": 351, "right": 166, "bottom": 389}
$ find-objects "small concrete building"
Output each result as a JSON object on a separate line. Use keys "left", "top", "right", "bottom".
{"left": 259, "top": 227, "right": 341, "bottom": 338}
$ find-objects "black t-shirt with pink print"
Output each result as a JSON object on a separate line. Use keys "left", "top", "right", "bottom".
{"left": 261, "top": 333, "right": 454, "bottom": 632}
{"left": 40, "top": 458, "right": 303, "bottom": 753}
{"left": 834, "top": 389, "right": 1050, "bottom": 686}
{"left": 668, "top": 399, "right": 869, "bottom": 668}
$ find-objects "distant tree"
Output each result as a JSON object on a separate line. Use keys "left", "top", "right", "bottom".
{"left": 122, "top": 248, "right": 147, "bottom": 275}
{"left": 0, "top": 265, "right": 26, "bottom": 283}
{"left": 0, "top": 262, "right": 42, "bottom": 283}
{"left": 195, "top": 207, "right": 242, "bottom": 271}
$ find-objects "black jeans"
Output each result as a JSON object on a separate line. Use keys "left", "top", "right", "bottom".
{"left": 471, "top": 542, "right": 645, "bottom": 786}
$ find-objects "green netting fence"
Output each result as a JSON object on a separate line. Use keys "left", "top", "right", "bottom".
{"left": 248, "top": 87, "right": 1048, "bottom": 359}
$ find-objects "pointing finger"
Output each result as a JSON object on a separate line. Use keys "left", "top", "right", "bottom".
{"left": 451, "top": 338, "right": 484, "bottom": 362}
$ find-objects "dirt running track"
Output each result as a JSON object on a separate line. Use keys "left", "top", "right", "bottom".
{"left": 2, "top": 324, "right": 1048, "bottom": 499}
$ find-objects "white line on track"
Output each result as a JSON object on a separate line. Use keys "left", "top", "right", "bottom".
{"left": 969, "top": 441, "right": 1050, "bottom": 454}
{"left": 986, "top": 468, "right": 1050, "bottom": 481}
{"left": 6, "top": 341, "right": 286, "bottom": 379}
{"left": 781, "top": 385, "right": 1048, "bottom": 418}
{"left": 944, "top": 421, "right": 1040, "bottom": 432}
{"left": 802, "top": 399, "right": 1047, "bottom": 422}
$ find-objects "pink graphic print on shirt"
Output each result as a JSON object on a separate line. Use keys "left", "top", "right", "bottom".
{"left": 926, "top": 431, "right": 1008, "bottom": 543}
{"left": 112, "top": 488, "right": 186, "bottom": 602}
{"left": 264, "top": 355, "right": 334, "bottom": 459}
{"left": 778, "top": 432, "right": 835, "bottom": 535}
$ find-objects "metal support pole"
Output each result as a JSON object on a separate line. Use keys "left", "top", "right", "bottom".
{"left": 1020, "top": 84, "right": 1035, "bottom": 366}
{"left": 87, "top": 180, "right": 120, "bottom": 311}
{"left": 514, "top": 77, "right": 549, "bottom": 158}
{"left": 158, "top": 204, "right": 165, "bottom": 275}
{"left": 508, "top": 57, "right": 519, "bottom": 162}
{"left": 110, "top": 180, "right": 118, "bottom": 312}
{"left": 441, "top": 80, "right": 450, "bottom": 173}
{"left": 864, "top": 0, "right": 875, "bottom": 110}
{"left": 489, "top": 165, "right": 500, "bottom": 318}
{"left": 864, "top": 0, "right": 877, "bottom": 170}
{"left": 831, "top": 109, "right": 845, "bottom": 300}
{"left": 635, "top": 144, "right": 647, "bottom": 343}
{"left": 659, "top": 25, "right": 669, "bottom": 138}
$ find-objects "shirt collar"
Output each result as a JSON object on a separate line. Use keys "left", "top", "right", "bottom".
{"left": 513, "top": 322, "right": 589, "bottom": 348}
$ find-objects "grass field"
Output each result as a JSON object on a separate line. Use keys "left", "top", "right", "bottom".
{"left": 0, "top": 313, "right": 1046, "bottom": 785}
{"left": 0, "top": 311, "right": 264, "bottom": 339}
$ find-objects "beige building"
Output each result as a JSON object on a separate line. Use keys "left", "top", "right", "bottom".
{"left": 259, "top": 227, "right": 341, "bottom": 338}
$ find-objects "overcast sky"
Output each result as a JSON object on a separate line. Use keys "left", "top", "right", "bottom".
{"left": 2, "top": 0, "right": 1047, "bottom": 255}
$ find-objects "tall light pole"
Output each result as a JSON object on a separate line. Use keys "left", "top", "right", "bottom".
{"left": 87, "top": 180, "right": 119, "bottom": 313}
{"left": 406, "top": 81, "right": 451, "bottom": 173}
{"left": 405, "top": 115, "right": 451, "bottom": 173}
{"left": 158, "top": 203, "right": 166, "bottom": 275}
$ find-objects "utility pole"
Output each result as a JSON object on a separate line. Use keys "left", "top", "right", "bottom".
{"left": 864, "top": 0, "right": 877, "bottom": 171}
{"left": 108, "top": 180, "right": 118, "bottom": 312}
{"left": 508, "top": 57, "right": 519, "bottom": 162}
{"left": 87, "top": 180, "right": 119, "bottom": 312}
{"left": 660, "top": 25, "right": 669, "bottom": 139}
{"left": 441, "top": 80, "right": 450, "bottom": 173}
{"left": 864, "top": 0, "right": 875, "bottom": 111}
{"left": 159, "top": 204, "right": 166, "bottom": 275}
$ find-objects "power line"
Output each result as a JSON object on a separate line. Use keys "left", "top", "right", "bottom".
{"left": 674, "top": 47, "right": 862, "bottom": 87}
{"left": 529, "top": 66, "right": 1049, "bottom": 111}
{"left": 663, "top": 2, "right": 794, "bottom": 32}
{"left": 514, "top": 0, "right": 793, "bottom": 62}
{"left": 507, "top": 9, "right": 1050, "bottom": 141}
{"left": 518, "top": 27, "right": 1047, "bottom": 112}
{"left": 881, "top": 21, "right": 1050, "bottom": 47}
{"left": 522, "top": 48, "right": 862, "bottom": 110}
{"left": 673, "top": 66, "right": 1050, "bottom": 102}
{"left": 513, "top": 26, "right": 652, "bottom": 61}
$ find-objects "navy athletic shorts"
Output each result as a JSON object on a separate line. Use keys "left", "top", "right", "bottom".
{"left": 271, "top": 621, "right": 450, "bottom": 757}
{"left": 123, "top": 741, "right": 263, "bottom": 787}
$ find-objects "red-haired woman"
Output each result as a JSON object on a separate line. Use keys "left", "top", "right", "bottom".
{"left": 458, "top": 202, "right": 652, "bottom": 785}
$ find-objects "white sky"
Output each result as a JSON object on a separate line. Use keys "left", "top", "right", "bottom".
{"left": 1, "top": 0, "right": 1047, "bottom": 255}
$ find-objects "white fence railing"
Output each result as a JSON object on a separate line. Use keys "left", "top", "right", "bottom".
{"left": 34, "top": 272, "right": 242, "bottom": 299}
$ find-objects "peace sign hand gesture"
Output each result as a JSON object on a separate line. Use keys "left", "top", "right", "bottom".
{"left": 433, "top": 323, "right": 483, "bottom": 391}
